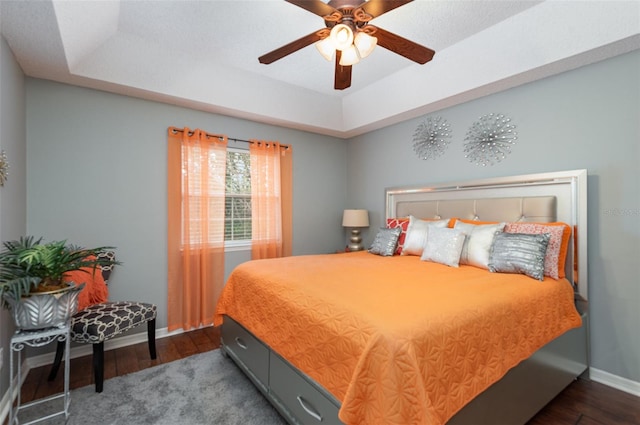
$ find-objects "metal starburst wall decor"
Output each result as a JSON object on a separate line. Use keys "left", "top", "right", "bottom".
{"left": 463, "top": 113, "right": 517, "bottom": 166}
{"left": 412, "top": 116, "right": 452, "bottom": 160}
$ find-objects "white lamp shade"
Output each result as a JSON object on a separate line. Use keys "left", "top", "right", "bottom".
{"left": 342, "top": 209, "right": 369, "bottom": 227}
{"left": 354, "top": 32, "right": 377, "bottom": 58}
{"left": 339, "top": 44, "right": 360, "bottom": 66}
{"left": 330, "top": 23, "right": 354, "bottom": 51}
{"left": 315, "top": 37, "right": 335, "bottom": 61}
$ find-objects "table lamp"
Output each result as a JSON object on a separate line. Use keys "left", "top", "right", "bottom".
{"left": 342, "top": 209, "right": 369, "bottom": 251}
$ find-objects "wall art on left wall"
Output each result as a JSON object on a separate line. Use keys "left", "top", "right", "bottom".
{"left": 0, "top": 150, "right": 9, "bottom": 186}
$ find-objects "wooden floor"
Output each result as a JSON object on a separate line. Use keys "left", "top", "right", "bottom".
{"left": 19, "top": 327, "right": 640, "bottom": 425}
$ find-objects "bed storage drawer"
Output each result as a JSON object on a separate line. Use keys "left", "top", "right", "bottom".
{"left": 269, "top": 353, "right": 341, "bottom": 425}
{"left": 222, "top": 316, "right": 270, "bottom": 387}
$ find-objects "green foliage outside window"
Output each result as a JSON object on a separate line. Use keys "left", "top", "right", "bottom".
{"left": 225, "top": 150, "right": 251, "bottom": 241}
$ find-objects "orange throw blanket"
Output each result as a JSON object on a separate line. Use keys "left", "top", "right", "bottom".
{"left": 214, "top": 252, "right": 581, "bottom": 425}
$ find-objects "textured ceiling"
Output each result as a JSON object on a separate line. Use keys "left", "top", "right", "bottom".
{"left": 1, "top": 0, "right": 639, "bottom": 138}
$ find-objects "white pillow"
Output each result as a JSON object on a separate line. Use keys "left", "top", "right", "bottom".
{"left": 453, "top": 221, "right": 506, "bottom": 269}
{"left": 401, "top": 216, "right": 449, "bottom": 256}
{"left": 420, "top": 227, "right": 466, "bottom": 267}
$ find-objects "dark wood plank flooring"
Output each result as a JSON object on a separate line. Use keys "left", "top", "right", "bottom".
{"left": 17, "top": 327, "right": 639, "bottom": 424}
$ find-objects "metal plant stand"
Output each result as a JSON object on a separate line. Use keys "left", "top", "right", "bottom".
{"left": 8, "top": 324, "right": 71, "bottom": 425}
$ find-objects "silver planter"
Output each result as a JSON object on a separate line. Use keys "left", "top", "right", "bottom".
{"left": 3, "top": 283, "right": 85, "bottom": 330}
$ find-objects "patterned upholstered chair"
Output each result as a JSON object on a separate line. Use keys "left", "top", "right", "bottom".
{"left": 48, "top": 252, "right": 157, "bottom": 392}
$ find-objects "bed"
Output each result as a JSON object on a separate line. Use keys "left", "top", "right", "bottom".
{"left": 213, "top": 169, "right": 589, "bottom": 425}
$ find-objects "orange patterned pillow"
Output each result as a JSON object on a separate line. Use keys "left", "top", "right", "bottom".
{"left": 386, "top": 217, "right": 410, "bottom": 255}
{"left": 504, "top": 222, "right": 571, "bottom": 279}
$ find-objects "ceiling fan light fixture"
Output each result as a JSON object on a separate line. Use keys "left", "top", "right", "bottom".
{"left": 339, "top": 44, "right": 360, "bottom": 66}
{"left": 354, "top": 31, "right": 377, "bottom": 58}
{"left": 315, "top": 37, "right": 335, "bottom": 61}
{"left": 258, "top": 0, "right": 435, "bottom": 90}
{"left": 330, "top": 23, "right": 354, "bottom": 51}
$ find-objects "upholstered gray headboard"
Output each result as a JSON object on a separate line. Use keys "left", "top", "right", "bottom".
{"left": 386, "top": 170, "right": 588, "bottom": 302}
{"left": 395, "top": 196, "right": 556, "bottom": 223}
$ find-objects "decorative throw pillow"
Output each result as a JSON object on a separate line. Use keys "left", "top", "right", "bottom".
{"left": 488, "top": 232, "right": 551, "bottom": 281}
{"left": 369, "top": 227, "right": 402, "bottom": 256}
{"left": 504, "top": 222, "right": 571, "bottom": 279}
{"left": 420, "top": 227, "right": 466, "bottom": 267}
{"left": 454, "top": 221, "right": 506, "bottom": 269}
{"left": 402, "top": 216, "right": 450, "bottom": 256}
{"left": 386, "top": 217, "right": 410, "bottom": 255}
{"left": 63, "top": 266, "right": 109, "bottom": 312}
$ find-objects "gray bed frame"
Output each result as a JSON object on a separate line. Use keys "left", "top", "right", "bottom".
{"left": 221, "top": 169, "right": 589, "bottom": 425}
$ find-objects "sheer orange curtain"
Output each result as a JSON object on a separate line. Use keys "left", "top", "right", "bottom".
{"left": 167, "top": 127, "right": 227, "bottom": 331}
{"left": 250, "top": 140, "right": 292, "bottom": 259}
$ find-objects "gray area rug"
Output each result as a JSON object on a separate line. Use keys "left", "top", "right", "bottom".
{"left": 18, "top": 350, "right": 288, "bottom": 425}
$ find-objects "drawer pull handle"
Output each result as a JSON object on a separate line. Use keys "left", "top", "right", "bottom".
{"left": 296, "top": 395, "right": 323, "bottom": 422}
{"left": 234, "top": 337, "right": 248, "bottom": 350}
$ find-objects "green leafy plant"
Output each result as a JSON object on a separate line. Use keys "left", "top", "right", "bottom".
{"left": 0, "top": 236, "right": 119, "bottom": 309}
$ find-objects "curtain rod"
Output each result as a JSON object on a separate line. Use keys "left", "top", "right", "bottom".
{"left": 170, "top": 128, "right": 290, "bottom": 149}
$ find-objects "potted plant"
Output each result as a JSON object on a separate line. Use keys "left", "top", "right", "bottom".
{"left": 0, "top": 236, "right": 119, "bottom": 330}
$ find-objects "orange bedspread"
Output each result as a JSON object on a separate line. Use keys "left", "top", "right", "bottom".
{"left": 214, "top": 251, "right": 581, "bottom": 425}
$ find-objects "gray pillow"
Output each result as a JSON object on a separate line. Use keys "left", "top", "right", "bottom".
{"left": 488, "top": 232, "right": 551, "bottom": 280}
{"left": 369, "top": 227, "right": 402, "bottom": 256}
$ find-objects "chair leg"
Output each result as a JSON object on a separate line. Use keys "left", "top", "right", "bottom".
{"left": 47, "top": 340, "right": 66, "bottom": 381}
{"left": 93, "top": 342, "right": 105, "bottom": 393}
{"left": 147, "top": 318, "right": 157, "bottom": 359}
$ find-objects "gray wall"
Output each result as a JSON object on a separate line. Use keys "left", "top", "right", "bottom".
{"left": 346, "top": 50, "right": 640, "bottom": 383}
{"left": 25, "top": 79, "right": 348, "bottom": 329}
{"left": 0, "top": 36, "right": 26, "bottom": 402}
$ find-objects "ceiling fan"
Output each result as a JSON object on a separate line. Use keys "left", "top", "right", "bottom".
{"left": 258, "top": 0, "right": 436, "bottom": 90}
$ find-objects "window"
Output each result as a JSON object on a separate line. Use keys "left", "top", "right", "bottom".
{"left": 179, "top": 146, "right": 251, "bottom": 249}
{"left": 176, "top": 140, "right": 286, "bottom": 252}
{"left": 181, "top": 143, "right": 227, "bottom": 248}
{"left": 225, "top": 148, "right": 251, "bottom": 246}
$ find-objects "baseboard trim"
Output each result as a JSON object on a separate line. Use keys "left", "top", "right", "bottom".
{"left": 590, "top": 367, "right": 640, "bottom": 397}
{"left": 26, "top": 325, "right": 183, "bottom": 369}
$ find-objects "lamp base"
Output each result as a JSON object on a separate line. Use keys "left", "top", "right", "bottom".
{"left": 347, "top": 229, "right": 365, "bottom": 252}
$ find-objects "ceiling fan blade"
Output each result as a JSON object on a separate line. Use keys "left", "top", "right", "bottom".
{"left": 286, "top": 0, "right": 337, "bottom": 17}
{"left": 358, "top": 0, "right": 413, "bottom": 19}
{"left": 372, "top": 26, "right": 435, "bottom": 64}
{"left": 334, "top": 51, "right": 352, "bottom": 90}
{"left": 259, "top": 30, "right": 326, "bottom": 64}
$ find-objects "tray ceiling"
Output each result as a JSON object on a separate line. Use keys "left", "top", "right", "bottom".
{"left": 1, "top": 0, "right": 638, "bottom": 138}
